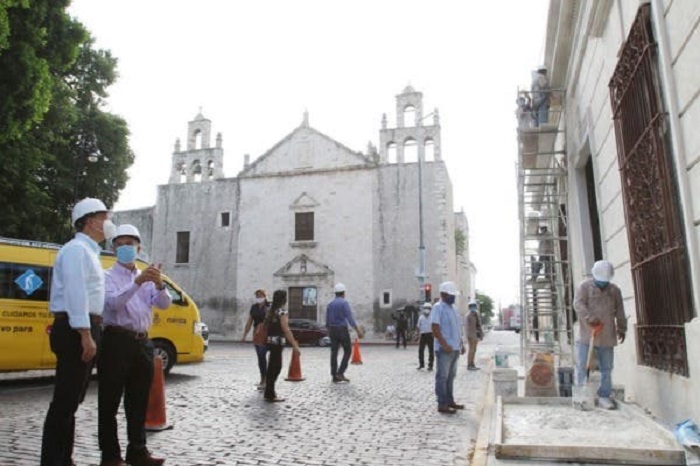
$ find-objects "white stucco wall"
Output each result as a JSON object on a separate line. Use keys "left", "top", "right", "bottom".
{"left": 561, "top": 0, "right": 700, "bottom": 424}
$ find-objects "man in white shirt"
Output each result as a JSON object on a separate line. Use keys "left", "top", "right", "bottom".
{"left": 41, "top": 198, "right": 116, "bottom": 466}
{"left": 416, "top": 303, "right": 434, "bottom": 371}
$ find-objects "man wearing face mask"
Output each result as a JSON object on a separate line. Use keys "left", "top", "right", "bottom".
{"left": 41, "top": 198, "right": 116, "bottom": 466}
{"left": 431, "top": 281, "right": 466, "bottom": 414}
{"left": 98, "top": 225, "right": 170, "bottom": 466}
{"left": 416, "top": 303, "right": 434, "bottom": 371}
{"left": 574, "top": 260, "right": 627, "bottom": 410}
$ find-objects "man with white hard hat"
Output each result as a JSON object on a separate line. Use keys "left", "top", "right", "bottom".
{"left": 431, "top": 281, "right": 466, "bottom": 414}
{"left": 416, "top": 303, "right": 434, "bottom": 371}
{"left": 574, "top": 260, "right": 627, "bottom": 410}
{"left": 326, "top": 283, "right": 364, "bottom": 383}
{"left": 41, "top": 198, "right": 116, "bottom": 465}
{"left": 98, "top": 224, "right": 170, "bottom": 466}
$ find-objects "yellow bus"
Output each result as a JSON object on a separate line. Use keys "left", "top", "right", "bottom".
{"left": 0, "top": 237, "right": 208, "bottom": 373}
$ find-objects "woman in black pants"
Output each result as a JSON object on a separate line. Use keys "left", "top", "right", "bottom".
{"left": 264, "top": 290, "right": 300, "bottom": 402}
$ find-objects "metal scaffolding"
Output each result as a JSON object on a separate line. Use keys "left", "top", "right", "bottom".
{"left": 516, "top": 88, "right": 574, "bottom": 375}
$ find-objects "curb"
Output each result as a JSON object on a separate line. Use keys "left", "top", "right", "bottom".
{"left": 471, "top": 361, "right": 495, "bottom": 466}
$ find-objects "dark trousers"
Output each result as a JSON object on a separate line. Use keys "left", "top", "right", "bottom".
{"left": 264, "top": 344, "right": 283, "bottom": 399}
{"left": 418, "top": 333, "right": 434, "bottom": 368}
{"left": 254, "top": 344, "right": 268, "bottom": 380}
{"left": 41, "top": 318, "right": 101, "bottom": 466}
{"left": 98, "top": 329, "right": 154, "bottom": 462}
{"left": 329, "top": 326, "right": 351, "bottom": 377}
{"left": 396, "top": 328, "right": 407, "bottom": 348}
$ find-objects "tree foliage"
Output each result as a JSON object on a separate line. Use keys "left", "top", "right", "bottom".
{"left": 475, "top": 290, "right": 495, "bottom": 324}
{"left": 0, "top": 1, "right": 133, "bottom": 242}
{"left": 455, "top": 228, "right": 466, "bottom": 257}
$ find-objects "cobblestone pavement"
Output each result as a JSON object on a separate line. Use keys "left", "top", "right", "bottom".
{"left": 0, "top": 334, "right": 509, "bottom": 466}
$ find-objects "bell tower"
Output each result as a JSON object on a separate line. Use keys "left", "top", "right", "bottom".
{"left": 169, "top": 110, "right": 225, "bottom": 183}
{"left": 379, "top": 85, "right": 442, "bottom": 164}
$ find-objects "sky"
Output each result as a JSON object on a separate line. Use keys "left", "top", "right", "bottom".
{"left": 68, "top": 0, "right": 550, "bottom": 307}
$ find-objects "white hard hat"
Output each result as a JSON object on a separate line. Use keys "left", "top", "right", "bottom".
{"left": 469, "top": 300, "right": 477, "bottom": 306}
{"left": 112, "top": 224, "right": 141, "bottom": 243}
{"left": 422, "top": 303, "right": 432, "bottom": 309}
{"left": 592, "top": 260, "right": 614, "bottom": 281}
{"left": 334, "top": 283, "right": 346, "bottom": 293}
{"left": 438, "top": 281, "right": 457, "bottom": 296}
{"left": 71, "top": 198, "right": 109, "bottom": 224}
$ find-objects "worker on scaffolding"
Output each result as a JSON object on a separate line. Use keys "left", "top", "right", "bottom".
{"left": 531, "top": 225, "right": 554, "bottom": 282}
{"left": 531, "top": 66, "right": 550, "bottom": 127}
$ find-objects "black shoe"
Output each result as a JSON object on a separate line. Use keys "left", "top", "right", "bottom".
{"left": 427, "top": 366, "right": 433, "bottom": 371}
{"left": 125, "top": 449, "right": 164, "bottom": 466}
{"left": 417, "top": 365, "right": 424, "bottom": 370}
{"left": 467, "top": 365, "right": 480, "bottom": 371}
{"left": 340, "top": 374, "right": 350, "bottom": 382}
{"left": 332, "top": 375, "right": 342, "bottom": 383}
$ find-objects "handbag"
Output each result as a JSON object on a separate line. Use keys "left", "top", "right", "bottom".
{"left": 252, "top": 304, "right": 271, "bottom": 345}
{"left": 253, "top": 320, "right": 268, "bottom": 345}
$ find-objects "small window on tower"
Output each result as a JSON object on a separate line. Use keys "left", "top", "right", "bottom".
{"left": 220, "top": 212, "right": 230, "bottom": 228}
{"left": 295, "top": 212, "right": 314, "bottom": 241}
{"left": 176, "top": 231, "right": 190, "bottom": 264}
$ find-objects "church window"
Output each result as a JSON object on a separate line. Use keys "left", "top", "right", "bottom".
{"left": 176, "top": 231, "right": 190, "bottom": 264}
{"left": 387, "top": 143, "right": 397, "bottom": 164}
{"left": 207, "top": 160, "right": 214, "bottom": 179}
{"left": 194, "top": 129, "right": 202, "bottom": 149}
{"left": 424, "top": 139, "right": 435, "bottom": 162}
{"left": 380, "top": 289, "right": 392, "bottom": 309}
{"left": 403, "top": 105, "right": 416, "bottom": 127}
{"left": 177, "top": 162, "right": 186, "bottom": 183}
{"left": 295, "top": 212, "right": 314, "bottom": 241}
{"left": 220, "top": 212, "right": 230, "bottom": 228}
{"left": 192, "top": 160, "right": 202, "bottom": 182}
{"left": 404, "top": 138, "right": 418, "bottom": 163}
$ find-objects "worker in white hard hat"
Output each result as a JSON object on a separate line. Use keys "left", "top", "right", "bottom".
{"left": 42, "top": 197, "right": 116, "bottom": 465}
{"left": 431, "top": 281, "right": 466, "bottom": 414}
{"left": 573, "top": 260, "right": 627, "bottom": 410}
{"left": 416, "top": 303, "right": 434, "bottom": 371}
{"left": 98, "top": 224, "right": 169, "bottom": 466}
{"left": 465, "top": 300, "right": 484, "bottom": 371}
{"left": 326, "top": 283, "right": 364, "bottom": 383}
{"left": 531, "top": 65, "right": 550, "bottom": 127}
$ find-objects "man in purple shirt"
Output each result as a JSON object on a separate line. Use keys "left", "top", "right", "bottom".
{"left": 98, "top": 225, "right": 170, "bottom": 466}
{"left": 326, "top": 283, "right": 363, "bottom": 383}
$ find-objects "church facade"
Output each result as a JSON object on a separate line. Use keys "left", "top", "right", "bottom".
{"left": 114, "top": 87, "right": 473, "bottom": 335}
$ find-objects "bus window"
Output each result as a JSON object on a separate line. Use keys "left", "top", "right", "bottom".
{"left": 164, "top": 281, "right": 187, "bottom": 306}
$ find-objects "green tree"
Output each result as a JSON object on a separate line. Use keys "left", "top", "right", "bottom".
{"left": 0, "top": 3, "right": 133, "bottom": 242}
{"left": 475, "top": 290, "right": 495, "bottom": 324}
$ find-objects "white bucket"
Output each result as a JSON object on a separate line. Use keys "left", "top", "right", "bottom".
{"left": 494, "top": 350, "right": 509, "bottom": 368}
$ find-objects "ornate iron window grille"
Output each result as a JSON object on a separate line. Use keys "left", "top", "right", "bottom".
{"left": 608, "top": 4, "right": 693, "bottom": 377}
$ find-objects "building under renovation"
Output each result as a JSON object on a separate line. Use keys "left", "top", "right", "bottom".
{"left": 115, "top": 87, "right": 474, "bottom": 334}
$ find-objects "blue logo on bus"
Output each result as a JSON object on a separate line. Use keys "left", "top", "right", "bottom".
{"left": 15, "top": 270, "right": 43, "bottom": 296}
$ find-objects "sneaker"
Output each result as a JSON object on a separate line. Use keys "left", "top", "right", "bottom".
{"left": 598, "top": 397, "right": 616, "bottom": 410}
{"left": 467, "top": 365, "right": 480, "bottom": 371}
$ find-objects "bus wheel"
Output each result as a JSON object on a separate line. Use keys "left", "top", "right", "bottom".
{"left": 153, "top": 340, "right": 176, "bottom": 374}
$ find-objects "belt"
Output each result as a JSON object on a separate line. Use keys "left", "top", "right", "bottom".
{"left": 267, "top": 335, "right": 286, "bottom": 345}
{"left": 104, "top": 325, "right": 148, "bottom": 340}
{"left": 53, "top": 312, "right": 103, "bottom": 325}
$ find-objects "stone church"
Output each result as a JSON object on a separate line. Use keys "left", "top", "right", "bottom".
{"left": 115, "top": 87, "right": 474, "bottom": 335}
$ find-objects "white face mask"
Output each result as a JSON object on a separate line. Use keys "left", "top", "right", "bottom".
{"left": 256, "top": 297, "right": 265, "bottom": 304}
{"left": 102, "top": 219, "right": 117, "bottom": 240}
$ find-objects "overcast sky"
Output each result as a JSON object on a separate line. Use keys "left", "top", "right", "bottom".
{"left": 68, "top": 0, "right": 549, "bottom": 307}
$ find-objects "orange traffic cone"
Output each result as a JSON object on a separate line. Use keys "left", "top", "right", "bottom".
{"left": 351, "top": 338, "right": 363, "bottom": 365}
{"left": 145, "top": 355, "right": 173, "bottom": 431}
{"left": 285, "top": 351, "right": 305, "bottom": 382}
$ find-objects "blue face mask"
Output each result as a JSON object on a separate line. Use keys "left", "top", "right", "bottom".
{"left": 469, "top": 306, "right": 477, "bottom": 313}
{"left": 116, "top": 245, "right": 138, "bottom": 264}
{"left": 594, "top": 280, "right": 609, "bottom": 289}
{"left": 444, "top": 295, "right": 456, "bottom": 305}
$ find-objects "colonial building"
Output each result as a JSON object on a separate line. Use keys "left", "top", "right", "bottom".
{"left": 115, "top": 87, "right": 474, "bottom": 334}
{"left": 520, "top": 0, "right": 700, "bottom": 425}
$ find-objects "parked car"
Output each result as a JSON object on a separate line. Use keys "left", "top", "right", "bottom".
{"left": 287, "top": 319, "right": 330, "bottom": 347}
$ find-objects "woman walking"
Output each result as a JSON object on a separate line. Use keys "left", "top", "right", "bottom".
{"left": 264, "top": 289, "right": 300, "bottom": 402}
{"left": 242, "top": 289, "right": 270, "bottom": 389}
